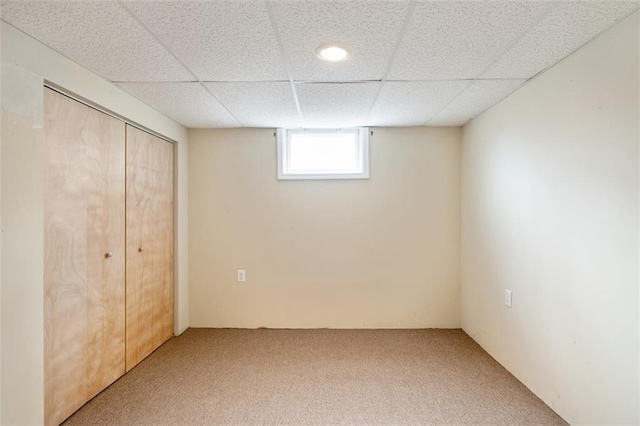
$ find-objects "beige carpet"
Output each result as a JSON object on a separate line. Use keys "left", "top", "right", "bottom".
{"left": 64, "top": 329, "right": 566, "bottom": 425}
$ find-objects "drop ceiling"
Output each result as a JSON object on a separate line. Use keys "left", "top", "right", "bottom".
{"left": 1, "top": 0, "right": 638, "bottom": 129}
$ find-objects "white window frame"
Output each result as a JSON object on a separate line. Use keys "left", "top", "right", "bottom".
{"left": 276, "top": 127, "right": 370, "bottom": 180}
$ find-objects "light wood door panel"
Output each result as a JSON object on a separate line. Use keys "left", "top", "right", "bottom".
{"left": 125, "top": 125, "right": 174, "bottom": 371}
{"left": 85, "top": 100, "right": 126, "bottom": 400}
{"left": 44, "top": 88, "right": 88, "bottom": 426}
{"left": 44, "top": 88, "right": 125, "bottom": 426}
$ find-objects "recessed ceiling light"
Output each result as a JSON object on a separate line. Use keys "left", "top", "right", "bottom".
{"left": 315, "top": 44, "right": 350, "bottom": 62}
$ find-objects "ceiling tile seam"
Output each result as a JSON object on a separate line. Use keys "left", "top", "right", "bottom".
{"left": 364, "top": 0, "right": 417, "bottom": 124}
{"left": 198, "top": 84, "right": 248, "bottom": 127}
{"left": 0, "top": 19, "right": 206, "bottom": 130}
{"left": 113, "top": 80, "right": 199, "bottom": 84}
{"left": 387, "top": 78, "right": 528, "bottom": 83}
{"left": 116, "top": 0, "right": 244, "bottom": 127}
{"left": 1, "top": 18, "right": 138, "bottom": 89}
{"left": 113, "top": 82, "right": 199, "bottom": 128}
{"left": 483, "top": 80, "right": 527, "bottom": 114}
{"left": 474, "top": 1, "right": 560, "bottom": 80}
{"left": 520, "top": 3, "right": 640, "bottom": 87}
{"left": 264, "top": 0, "right": 304, "bottom": 126}
{"left": 359, "top": 79, "right": 384, "bottom": 126}
{"left": 423, "top": 3, "right": 558, "bottom": 127}
{"left": 461, "top": 80, "right": 528, "bottom": 127}
{"left": 287, "top": 78, "right": 526, "bottom": 84}
{"left": 422, "top": 80, "right": 474, "bottom": 126}
{"left": 426, "top": 78, "right": 527, "bottom": 127}
{"left": 113, "top": 80, "right": 291, "bottom": 84}
{"left": 110, "top": 78, "right": 531, "bottom": 85}
{"left": 111, "top": 78, "right": 525, "bottom": 85}
{"left": 379, "top": 0, "right": 417, "bottom": 83}
{"left": 294, "top": 81, "right": 382, "bottom": 85}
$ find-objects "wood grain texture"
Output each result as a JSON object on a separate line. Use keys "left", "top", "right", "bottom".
{"left": 44, "top": 88, "right": 125, "bottom": 426}
{"left": 125, "top": 125, "right": 174, "bottom": 372}
{"left": 85, "top": 100, "right": 126, "bottom": 400}
{"left": 44, "top": 88, "right": 89, "bottom": 426}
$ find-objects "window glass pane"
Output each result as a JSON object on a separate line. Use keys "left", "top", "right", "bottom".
{"left": 277, "top": 127, "right": 369, "bottom": 180}
{"left": 288, "top": 132, "right": 359, "bottom": 174}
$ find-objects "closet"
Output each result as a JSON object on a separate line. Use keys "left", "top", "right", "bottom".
{"left": 44, "top": 88, "right": 174, "bottom": 426}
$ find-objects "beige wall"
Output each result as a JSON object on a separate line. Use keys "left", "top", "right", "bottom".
{"left": 1, "top": 22, "right": 189, "bottom": 424}
{"left": 2, "top": 63, "right": 44, "bottom": 426}
{"left": 0, "top": 25, "right": 3, "bottom": 424}
{"left": 189, "top": 127, "right": 461, "bottom": 328}
{"left": 461, "top": 11, "right": 639, "bottom": 425}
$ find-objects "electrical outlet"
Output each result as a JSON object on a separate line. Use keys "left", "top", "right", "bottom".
{"left": 237, "top": 270, "right": 246, "bottom": 283}
{"left": 505, "top": 289, "right": 512, "bottom": 308}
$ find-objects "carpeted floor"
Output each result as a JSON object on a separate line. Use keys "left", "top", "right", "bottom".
{"left": 64, "top": 328, "right": 566, "bottom": 425}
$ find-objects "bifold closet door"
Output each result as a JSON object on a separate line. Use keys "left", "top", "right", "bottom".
{"left": 44, "top": 88, "right": 126, "bottom": 426}
{"left": 125, "top": 125, "right": 174, "bottom": 371}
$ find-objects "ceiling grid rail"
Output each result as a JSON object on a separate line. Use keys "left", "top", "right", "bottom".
{"left": 424, "top": 1, "right": 560, "bottom": 126}
{"left": 116, "top": 0, "right": 245, "bottom": 127}
{"left": 4, "top": 1, "right": 636, "bottom": 128}
{"left": 364, "top": 0, "right": 417, "bottom": 125}
{"left": 265, "top": 0, "right": 305, "bottom": 127}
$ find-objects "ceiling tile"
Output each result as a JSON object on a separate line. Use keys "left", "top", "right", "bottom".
{"left": 270, "top": 0, "right": 409, "bottom": 82}
{"left": 296, "top": 82, "right": 380, "bottom": 128}
{"left": 388, "top": 0, "right": 553, "bottom": 80}
{"left": 122, "top": 0, "right": 287, "bottom": 82}
{"left": 482, "top": 1, "right": 640, "bottom": 79}
{"left": 118, "top": 83, "right": 239, "bottom": 128}
{"left": 0, "top": 0, "right": 192, "bottom": 81}
{"left": 368, "top": 81, "right": 469, "bottom": 126}
{"left": 428, "top": 79, "right": 526, "bottom": 127}
{"left": 205, "top": 82, "right": 301, "bottom": 128}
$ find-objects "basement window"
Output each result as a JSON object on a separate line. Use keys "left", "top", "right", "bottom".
{"left": 277, "top": 128, "right": 369, "bottom": 180}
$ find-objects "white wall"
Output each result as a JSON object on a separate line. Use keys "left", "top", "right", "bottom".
{"left": 1, "top": 22, "right": 189, "bottom": 425}
{"left": 462, "top": 11, "right": 638, "bottom": 425}
{"left": 189, "top": 127, "right": 461, "bottom": 328}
